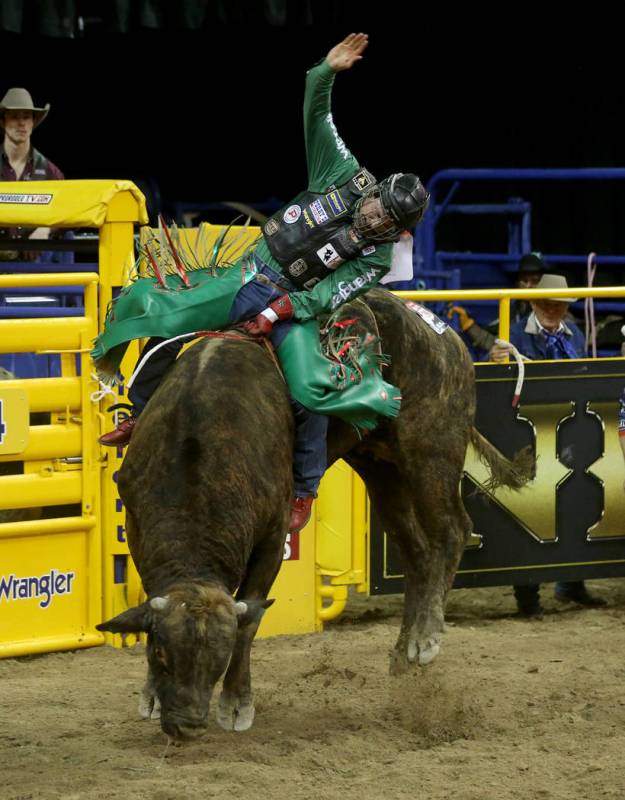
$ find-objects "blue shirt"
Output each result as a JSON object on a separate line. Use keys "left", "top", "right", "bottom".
{"left": 509, "top": 312, "right": 587, "bottom": 361}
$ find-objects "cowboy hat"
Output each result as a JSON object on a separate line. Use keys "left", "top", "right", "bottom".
{"left": 534, "top": 273, "right": 578, "bottom": 303}
{"left": 0, "top": 88, "right": 50, "bottom": 128}
{"left": 518, "top": 251, "right": 547, "bottom": 275}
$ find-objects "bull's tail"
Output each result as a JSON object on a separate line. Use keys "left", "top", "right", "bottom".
{"left": 469, "top": 427, "right": 535, "bottom": 492}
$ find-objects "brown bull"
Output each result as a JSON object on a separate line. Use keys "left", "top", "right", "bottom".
{"left": 97, "top": 289, "right": 531, "bottom": 739}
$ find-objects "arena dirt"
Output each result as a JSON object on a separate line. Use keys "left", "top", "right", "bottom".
{"left": 2, "top": 580, "right": 625, "bottom": 800}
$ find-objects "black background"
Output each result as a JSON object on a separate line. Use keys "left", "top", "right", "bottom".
{"left": 2, "top": 6, "right": 625, "bottom": 259}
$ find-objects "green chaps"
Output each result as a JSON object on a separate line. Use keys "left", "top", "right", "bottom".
{"left": 92, "top": 264, "right": 401, "bottom": 430}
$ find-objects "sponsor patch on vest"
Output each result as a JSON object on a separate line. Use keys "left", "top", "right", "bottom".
{"left": 0, "top": 569, "right": 76, "bottom": 609}
{"left": 0, "top": 193, "right": 52, "bottom": 205}
{"left": 326, "top": 190, "right": 347, "bottom": 217}
{"left": 288, "top": 258, "right": 308, "bottom": 277}
{"left": 331, "top": 267, "right": 380, "bottom": 309}
{"left": 283, "top": 205, "right": 302, "bottom": 224}
{"left": 362, "top": 244, "right": 376, "bottom": 256}
{"left": 352, "top": 170, "right": 373, "bottom": 192}
{"left": 316, "top": 243, "right": 343, "bottom": 268}
{"left": 303, "top": 276, "right": 322, "bottom": 290}
{"left": 309, "top": 199, "right": 329, "bottom": 225}
{"left": 405, "top": 301, "right": 448, "bottom": 334}
{"left": 264, "top": 219, "right": 279, "bottom": 236}
{"left": 303, "top": 209, "right": 315, "bottom": 228}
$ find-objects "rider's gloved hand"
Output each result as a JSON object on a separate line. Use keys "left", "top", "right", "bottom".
{"left": 243, "top": 294, "right": 294, "bottom": 337}
{"left": 243, "top": 310, "right": 275, "bottom": 336}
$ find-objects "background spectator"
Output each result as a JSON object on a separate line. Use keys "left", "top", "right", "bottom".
{"left": 0, "top": 87, "right": 64, "bottom": 260}
{"left": 490, "top": 273, "right": 606, "bottom": 614}
{"left": 451, "top": 253, "right": 547, "bottom": 356}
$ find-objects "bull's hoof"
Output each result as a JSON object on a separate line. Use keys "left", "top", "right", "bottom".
{"left": 412, "top": 636, "right": 440, "bottom": 666}
{"left": 389, "top": 649, "right": 411, "bottom": 676}
{"left": 138, "top": 691, "right": 161, "bottom": 720}
{"left": 216, "top": 692, "right": 255, "bottom": 732}
{"left": 390, "top": 634, "right": 441, "bottom": 675}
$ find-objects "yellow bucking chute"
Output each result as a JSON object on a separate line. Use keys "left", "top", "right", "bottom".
{"left": 133, "top": 219, "right": 261, "bottom": 284}
{"left": 0, "top": 179, "right": 149, "bottom": 228}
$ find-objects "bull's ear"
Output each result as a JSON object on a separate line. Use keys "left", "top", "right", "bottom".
{"left": 96, "top": 602, "right": 152, "bottom": 633}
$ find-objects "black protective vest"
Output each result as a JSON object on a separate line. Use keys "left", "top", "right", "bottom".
{"left": 263, "top": 168, "right": 376, "bottom": 289}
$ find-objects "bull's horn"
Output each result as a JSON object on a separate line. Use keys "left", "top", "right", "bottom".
{"left": 150, "top": 596, "right": 170, "bottom": 611}
{"left": 234, "top": 601, "right": 248, "bottom": 616}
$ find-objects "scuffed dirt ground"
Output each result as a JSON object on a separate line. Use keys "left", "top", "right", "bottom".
{"left": 2, "top": 580, "right": 625, "bottom": 800}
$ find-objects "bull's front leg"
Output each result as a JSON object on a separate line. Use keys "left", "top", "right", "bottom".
{"left": 217, "top": 536, "right": 285, "bottom": 732}
{"left": 216, "top": 621, "right": 259, "bottom": 732}
{"left": 138, "top": 665, "right": 161, "bottom": 720}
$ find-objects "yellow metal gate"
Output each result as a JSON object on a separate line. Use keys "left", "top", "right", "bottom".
{"left": 0, "top": 273, "right": 102, "bottom": 656}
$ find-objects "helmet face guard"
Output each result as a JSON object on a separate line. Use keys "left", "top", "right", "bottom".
{"left": 353, "top": 173, "right": 430, "bottom": 243}
{"left": 353, "top": 189, "right": 401, "bottom": 242}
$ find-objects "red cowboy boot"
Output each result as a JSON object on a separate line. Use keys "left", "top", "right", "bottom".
{"left": 99, "top": 415, "right": 137, "bottom": 447}
{"left": 289, "top": 495, "right": 314, "bottom": 533}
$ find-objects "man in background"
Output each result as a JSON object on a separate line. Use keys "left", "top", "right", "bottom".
{"left": 0, "top": 87, "right": 64, "bottom": 259}
{"left": 452, "top": 252, "right": 547, "bottom": 355}
{"left": 492, "top": 274, "right": 606, "bottom": 615}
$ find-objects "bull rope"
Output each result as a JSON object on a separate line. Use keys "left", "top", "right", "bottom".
{"left": 585, "top": 251, "right": 598, "bottom": 358}
{"left": 90, "top": 373, "right": 126, "bottom": 425}
{"left": 494, "top": 338, "right": 527, "bottom": 408}
{"left": 125, "top": 330, "right": 283, "bottom": 391}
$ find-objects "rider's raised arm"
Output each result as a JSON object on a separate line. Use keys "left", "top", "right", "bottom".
{"left": 289, "top": 241, "right": 393, "bottom": 322}
{"left": 304, "top": 34, "right": 367, "bottom": 192}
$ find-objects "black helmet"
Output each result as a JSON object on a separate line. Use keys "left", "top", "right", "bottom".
{"left": 353, "top": 172, "right": 430, "bottom": 242}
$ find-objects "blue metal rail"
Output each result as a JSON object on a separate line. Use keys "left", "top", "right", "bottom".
{"left": 0, "top": 262, "right": 98, "bottom": 274}
{"left": 1, "top": 286, "right": 84, "bottom": 295}
{"left": 413, "top": 167, "right": 625, "bottom": 301}
{"left": 0, "top": 307, "right": 85, "bottom": 318}
{"left": 0, "top": 243, "right": 97, "bottom": 377}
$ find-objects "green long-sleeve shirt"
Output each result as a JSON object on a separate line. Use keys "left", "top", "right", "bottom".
{"left": 255, "top": 59, "right": 392, "bottom": 322}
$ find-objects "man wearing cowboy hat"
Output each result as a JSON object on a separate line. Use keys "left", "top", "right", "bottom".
{"left": 490, "top": 273, "right": 606, "bottom": 614}
{"left": 489, "top": 273, "right": 586, "bottom": 363}
{"left": 0, "top": 87, "right": 63, "bottom": 258}
{"left": 451, "top": 252, "right": 548, "bottom": 355}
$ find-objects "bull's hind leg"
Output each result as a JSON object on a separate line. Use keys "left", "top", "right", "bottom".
{"left": 349, "top": 454, "right": 471, "bottom": 674}
{"left": 216, "top": 534, "right": 286, "bottom": 732}
{"left": 394, "top": 455, "right": 471, "bottom": 673}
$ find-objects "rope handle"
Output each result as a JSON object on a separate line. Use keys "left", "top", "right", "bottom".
{"left": 90, "top": 373, "right": 117, "bottom": 403}
{"left": 494, "top": 339, "right": 527, "bottom": 408}
{"left": 126, "top": 329, "right": 280, "bottom": 391}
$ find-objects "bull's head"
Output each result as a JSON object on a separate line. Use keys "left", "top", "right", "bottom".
{"left": 97, "top": 585, "right": 271, "bottom": 740}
